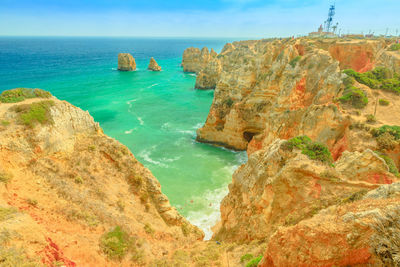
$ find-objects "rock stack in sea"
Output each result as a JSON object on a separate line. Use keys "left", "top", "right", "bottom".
{"left": 117, "top": 53, "right": 136, "bottom": 71}
{"left": 148, "top": 57, "right": 162, "bottom": 71}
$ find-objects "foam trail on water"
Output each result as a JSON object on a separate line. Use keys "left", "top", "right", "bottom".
{"left": 186, "top": 187, "right": 229, "bottom": 240}
{"left": 124, "top": 128, "right": 136, "bottom": 134}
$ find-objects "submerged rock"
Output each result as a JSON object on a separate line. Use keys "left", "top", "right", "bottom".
{"left": 148, "top": 57, "right": 162, "bottom": 71}
{"left": 117, "top": 53, "right": 136, "bottom": 71}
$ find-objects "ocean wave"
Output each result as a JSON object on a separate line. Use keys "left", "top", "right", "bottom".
{"left": 161, "top": 122, "right": 171, "bottom": 130}
{"left": 138, "top": 146, "right": 167, "bottom": 167}
{"left": 192, "top": 122, "right": 204, "bottom": 129}
{"left": 185, "top": 186, "right": 229, "bottom": 240}
{"left": 147, "top": 83, "right": 159, "bottom": 88}
{"left": 137, "top": 117, "right": 144, "bottom": 125}
{"left": 188, "top": 73, "right": 196, "bottom": 77}
{"left": 124, "top": 128, "right": 136, "bottom": 134}
{"left": 160, "top": 156, "right": 181, "bottom": 163}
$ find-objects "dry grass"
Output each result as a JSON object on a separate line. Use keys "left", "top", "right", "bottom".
{"left": 370, "top": 207, "right": 400, "bottom": 266}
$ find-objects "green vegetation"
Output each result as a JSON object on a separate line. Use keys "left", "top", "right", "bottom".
{"left": 1, "top": 120, "right": 10, "bottom": 126}
{"left": 224, "top": 97, "right": 234, "bottom": 108}
{"left": 343, "top": 67, "right": 400, "bottom": 94}
{"left": 144, "top": 223, "right": 154, "bottom": 235}
{"left": 0, "top": 247, "right": 41, "bottom": 267}
{"left": 282, "top": 136, "right": 333, "bottom": 164}
{"left": 372, "top": 125, "right": 400, "bottom": 140}
{"left": 0, "top": 172, "right": 12, "bottom": 184}
{"left": 379, "top": 99, "right": 390, "bottom": 106}
{"left": 0, "top": 88, "right": 52, "bottom": 103}
{"left": 376, "top": 132, "right": 398, "bottom": 150}
{"left": 26, "top": 199, "right": 38, "bottom": 207}
{"left": 74, "top": 176, "right": 83, "bottom": 184}
{"left": 338, "top": 85, "right": 368, "bottom": 109}
{"left": 245, "top": 255, "right": 263, "bottom": 267}
{"left": 0, "top": 207, "right": 17, "bottom": 222}
{"left": 341, "top": 190, "right": 368, "bottom": 204}
{"left": 240, "top": 254, "right": 254, "bottom": 263}
{"left": 366, "top": 114, "right": 377, "bottom": 124}
{"left": 100, "top": 226, "right": 133, "bottom": 260}
{"left": 13, "top": 100, "right": 54, "bottom": 127}
{"left": 375, "top": 151, "right": 400, "bottom": 177}
{"left": 289, "top": 56, "right": 302, "bottom": 68}
{"left": 389, "top": 43, "right": 400, "bottom": 51}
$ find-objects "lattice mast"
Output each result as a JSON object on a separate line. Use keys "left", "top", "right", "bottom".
{"left": 324, "top": 4, "right": 336, "bottom": 33}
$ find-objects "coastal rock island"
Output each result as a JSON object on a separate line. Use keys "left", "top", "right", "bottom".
{"left": 148, "top": 57, "right": 162, "bottom": 71}
{"left": 118, "top": 53, "right": 136, "bottom": 71}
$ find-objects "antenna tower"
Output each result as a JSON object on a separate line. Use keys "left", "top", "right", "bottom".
{"left": 324, "top": 4, "right": 336, "bottom": 33}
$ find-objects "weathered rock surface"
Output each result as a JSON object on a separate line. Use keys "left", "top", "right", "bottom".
{"left": 188, "top": 39, "right": 400, "bottom": 156}
{"left": 148, "top": 57, "right": 162, "bottom": 71}
{"left": 180, "top": 38, "right": 400, "bottom": 266}
{"left": 214, "top": 140, "right": 396, "bottom": 242}
{"left": 260, "top": 185, "right": 400, "bottom": 267}
{"left": 181, "top": 47, "right": 217, "bottom": 73}
{"left": 195, "top": 59, "right": 222, "bottom": 89}
{"left": 0, "top": 93, "right": 202, "bottom": 266}
{"left": 118, "top": 53, "right": 136, "bottom": 71}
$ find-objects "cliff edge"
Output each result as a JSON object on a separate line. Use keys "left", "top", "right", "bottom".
{"left": 0, "top": 88, "right": 202, "bottom": 266}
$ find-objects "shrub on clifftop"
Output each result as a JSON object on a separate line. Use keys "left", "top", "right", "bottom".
{"left": 0, "top": 88, "right": 52, "bottom": 103}
{"left": 12, "top": 100, "right": 55, "bottom": 127}
{"left": 389, "top": 43, "right": 400, "bottom": 51}
{"left": 343, "top": 68, "right": 400, "bottom": 94}
{"left": 338, "top": 86, "right": 368, "bottom": 109}
{"left": 100, "top": 226, "right": 133, "bottom": 260}
{"left": 282, "top": 136, "right": 333, "bottom": 164}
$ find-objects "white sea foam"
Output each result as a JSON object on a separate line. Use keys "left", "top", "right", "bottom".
{"left": 160, "top": 156, "right": 181, "bottom": 163}
{"left": 161, "top": 122, "right": 171, "bottom": 130}
{"left": 124, "top": 128, "right": 136, "bottom": 134}
{"left": 138, "top": 146, "right": 167, "bottom": 167}
{"left": 188, "top": 73, "right": 196, "bottom": 77}
{"left": 192, "top": 122, "right": 204, "bottom": 129}
{"left": 137, "top": 117, "right": 144, "bottom": 125}
{"left": 147, "top": 83, "right": 159, "bottom": 88}
{"left": 185, "top": 186, "right": 229, "bottom": 240}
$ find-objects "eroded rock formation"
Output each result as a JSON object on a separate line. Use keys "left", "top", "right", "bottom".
{"left": 148, "top": 57, "right": 162, "bottom": 71}
{"left": 181, "top": 38, "right": 400, "bottom": 266}
{"left": 181, "top": 47, "right": 217, "bottom": 73}
{"left": 118, "top": 53, "right": 136, "bottom": 71}
{"left": 0, "top": 90, "right": 202, "bottom": 266}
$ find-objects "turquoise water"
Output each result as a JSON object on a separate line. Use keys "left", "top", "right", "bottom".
{"left": 0, "top": 37, "right": 246, "bottom": 238}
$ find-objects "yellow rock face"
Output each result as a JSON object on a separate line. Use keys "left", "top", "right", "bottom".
{"left": 0, "top": 95, "right": 203, "bottom": 266}
{"left": 118, "top": 53, "right": 136, "bottom": 71}
{"left": 148, "top": 57, "right": 162, "bottom": 71}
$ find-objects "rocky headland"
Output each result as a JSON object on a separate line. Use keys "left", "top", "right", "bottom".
{"left": 148, "top": 57, "right": 162, "bottom": 71}
{"left": 0, "top": 37, "right": 399, "bottom": 267}
{"left": 118, "top": 53, "right": 136, "bottom": 71}
{"left": 0, "top": 88, "right": 203, "bottom": 266}
{"left": 182, "top": 37, "right": 400, "bottom": 266}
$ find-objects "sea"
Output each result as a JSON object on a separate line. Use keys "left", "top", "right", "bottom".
{"left": 0, "top": 37, "right": 247, "bottom": 239}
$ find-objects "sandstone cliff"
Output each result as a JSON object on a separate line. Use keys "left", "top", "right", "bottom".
{"left": 0, "top": 89, "right": 202, "bottom": 266}
{"left": 118, "top": 53, "right": 136, "bottom": 71}
{"left": 148, "top": 57, "right": 162, "bottom": 71}
{"left": 181, "top": 47, "right": 217, "bottom": 74}
{"left": 181, "top": 38, "right": 400, "bottom": 266}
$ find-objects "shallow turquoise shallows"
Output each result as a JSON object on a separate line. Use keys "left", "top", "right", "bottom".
{"left": 0, "top": 37, "right": 247, "bottom": 239}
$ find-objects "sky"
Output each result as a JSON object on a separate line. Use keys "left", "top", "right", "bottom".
{"left": 0, "top": 0, "right": 399, "bottom": 37}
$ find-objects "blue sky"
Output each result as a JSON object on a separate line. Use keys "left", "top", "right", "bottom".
{"left": 0, "top": 0, "right": 399, "bottom": 37}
